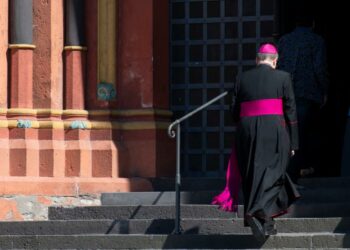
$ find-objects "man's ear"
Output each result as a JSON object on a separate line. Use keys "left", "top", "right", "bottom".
{"left": 273, "top": 58, "right": 278, "bottom": 67}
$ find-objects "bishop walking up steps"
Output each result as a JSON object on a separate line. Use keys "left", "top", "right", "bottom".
{"left": 213, "top": 43, "right": 300, "bottom": 241}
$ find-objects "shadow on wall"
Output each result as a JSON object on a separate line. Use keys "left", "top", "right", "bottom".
{"left": 341, "top": 114, "right": 350, "bottom": 176}
{"left": 335, "top": 218, "right": 350, "bottom": 249}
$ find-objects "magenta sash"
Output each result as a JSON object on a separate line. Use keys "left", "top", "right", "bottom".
{"left": 212, "top": 98, "right": 284, "bottom": 212}
{"left": 240, "top": 99, "right": 283, "bottom": 117}
{"left": 211, "top": 144, "right": 241, "bottom": 212}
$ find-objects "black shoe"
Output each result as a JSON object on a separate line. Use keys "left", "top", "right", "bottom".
{"left": 264, "top": 218, "right": 277, "bottom": 236}
{"left": 246, "top": 216, "right": 266, "bottom": 242}
{"left": 265, "top": 223, "right": 277, "bottom": 235}
{"left": 266, "top": 228, "right": 277, "bottom": 235}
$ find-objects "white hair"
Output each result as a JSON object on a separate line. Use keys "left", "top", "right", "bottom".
{"left": 257, "top": 53, "right": 278, "bottom": 61}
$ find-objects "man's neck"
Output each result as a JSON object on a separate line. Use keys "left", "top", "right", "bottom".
{"left": 258, "top": 61, "right": 275, "bottom": 69}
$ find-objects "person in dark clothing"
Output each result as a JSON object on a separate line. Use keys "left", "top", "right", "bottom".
{"left": 213, "top": 44, "right": 300, "bottom": 241}
{"left": 278, "top": 15, "right": 329, "bottom": 181}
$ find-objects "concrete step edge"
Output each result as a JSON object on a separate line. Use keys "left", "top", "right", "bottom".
{"left": 0, "top": 233, "right": 349, "bottom": 249}
{"left": 0, "top": 217, "right": 349, "bottom": 235}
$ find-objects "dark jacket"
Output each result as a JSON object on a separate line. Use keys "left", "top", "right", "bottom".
{"left": 278, "top": 27, "right": 329, "bottom": 104}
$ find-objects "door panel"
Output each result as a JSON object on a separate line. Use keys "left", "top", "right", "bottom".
{"left": 170, "top": 0, "right": 275, "bottom": 177}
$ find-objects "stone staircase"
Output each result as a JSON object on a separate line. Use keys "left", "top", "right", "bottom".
{"left": 0, "top": 177, "right": 350, "bottom": 249}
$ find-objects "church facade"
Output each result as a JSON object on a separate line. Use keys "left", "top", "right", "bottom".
{"left": 0, "top": 0, "right": 175, "bottom": 220}
{"left": 0, "top": 0, "right": 347, "bottom": 220}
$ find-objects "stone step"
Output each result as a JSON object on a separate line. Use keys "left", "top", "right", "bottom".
{"left": 150, "top": 177, "right": 350, "bottom": 191}
{"left": 297, "top": 187, "right": 350, "bottom": 203}
{"left": 286, "top": 201, "right": 350, "bottom": 218}
{"left": 101, "top": 187, "right": 350, "bottom": 205}
{"left": 101, "top": 191, "right": 224, "bottom": 205}
{"left": 0, "top": 233, "right": 349, "bottom": 249}
{"left": 0, "top": 218, "right": 349, "bottom": 235}
{"left": 49, "top": 205, "right": 240, "bottom": 220}
{"left": 149, "top": 177, "right": 225, "bottom": 191}
{"left": 298, "top": 177, "right": 350, "bottom": 188}
{"left": 49, "top": 203, "right": 350, "bottom": 220}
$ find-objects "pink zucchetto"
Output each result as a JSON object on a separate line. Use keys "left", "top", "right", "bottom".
{"left": 258, "top": 43, "right": 278, "bottom": 54}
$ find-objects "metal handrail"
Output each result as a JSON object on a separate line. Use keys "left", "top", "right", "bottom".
{"left": 167, "top": 91, "right": 228, "bottom": 234}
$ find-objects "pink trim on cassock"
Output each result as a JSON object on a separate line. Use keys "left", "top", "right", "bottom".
{"left": 240, "top": 99, "right": 283, "bottom": 117}
{"left": 212, "top": 98, "right": 284, "bottom": 212}
{"left": 211, "top": 144, "right": 241, "bottom": 212}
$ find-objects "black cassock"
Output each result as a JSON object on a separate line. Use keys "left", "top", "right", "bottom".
{"left": 232, "top": 64, "right": 300, "bottom": 219}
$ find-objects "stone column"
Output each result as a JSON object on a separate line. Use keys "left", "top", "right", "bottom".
{"left": 64, "top": 0, "right": 86, "bottom": 110}
{"left": 9, "top": 0, "right": 35, "bottom": 109}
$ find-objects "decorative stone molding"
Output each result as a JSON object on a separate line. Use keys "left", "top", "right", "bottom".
{"left": 0, "top": 108, "right": 172, "bottom": 119}
{"left": 17, "top": 119, "right": 32, "bottom": 128}
{"left": 97, "top": 82, "right": 116, "bottom": 101}
{"left": 63, "top": 46, "right": 87, "bottom": 51}
{"left": 9, "top": 44, "right": 36, "bottom": 49}
{"left": 69, "top": 120, "right": 88, "bottom": 129}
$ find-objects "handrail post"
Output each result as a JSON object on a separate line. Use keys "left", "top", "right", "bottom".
{"left": 174, "top": 123, "right": 181, "bottom": 234}
{"left": 167, "top": 91, "right": 228, "bottom": 235}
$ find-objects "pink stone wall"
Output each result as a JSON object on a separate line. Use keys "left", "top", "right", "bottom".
{"left": 0, "top": 0, "right": 175, "bottom": 221}
{"left": 33, "top": 0, "right": 64, "bottom": 109}
{"left": 118, "top": 0, "right": 154, "bottom": 109}
{"left": 0, "top": 1, "right": 8, "bottom": 108}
